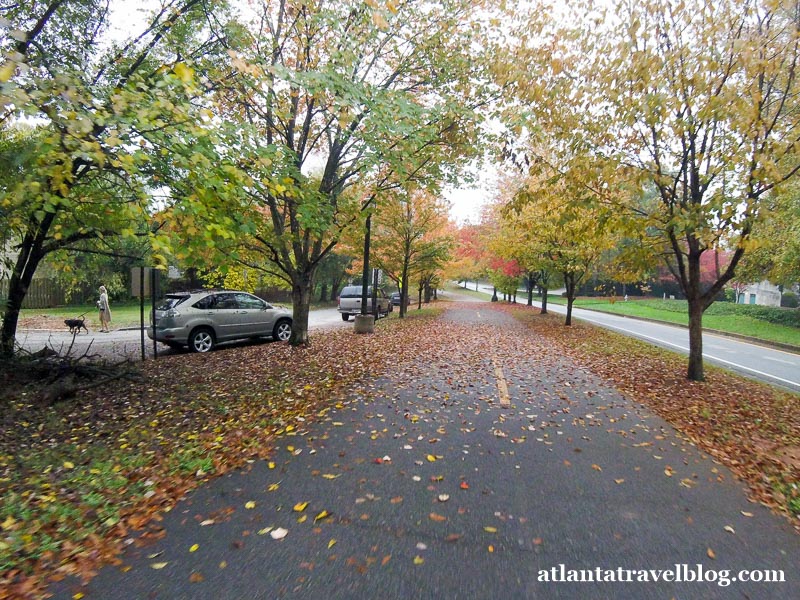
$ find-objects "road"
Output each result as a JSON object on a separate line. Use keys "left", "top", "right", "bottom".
{"left": 458, "top": 283, "right": 800, "bottom": 394}
{"left": 48, "top": 305, "right": 798, "bottom": 600}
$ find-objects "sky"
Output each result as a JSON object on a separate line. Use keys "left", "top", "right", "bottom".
{"left": 444, "top": 165, "right": 498, "bottom": 224}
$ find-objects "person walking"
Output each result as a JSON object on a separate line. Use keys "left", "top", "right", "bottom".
{"left": 98, "top": 285, "right": 112, "bottom": 332}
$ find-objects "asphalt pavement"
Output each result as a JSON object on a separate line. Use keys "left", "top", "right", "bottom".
{"left": 48, "top": 305, "right": 798, "bottom": 599}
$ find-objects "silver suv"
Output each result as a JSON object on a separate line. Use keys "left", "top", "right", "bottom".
{"left": 147, "top": 290, "right": 293, "bottom": 352}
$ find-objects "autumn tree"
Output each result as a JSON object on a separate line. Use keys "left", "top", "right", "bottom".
{"left": 737, "top": 179, "right": 800, "bottom": 290}
{"left": 369, "top": 188, "right": 453, "bottom": 317}
{"left": 0, "top": 0, "right": 236, "bottom": 356}
{"left": 449, "top": 223, "right": 486, "bottom": 290}
{"left": 557, "top": 0, "right": 800, "bottom": 380}
{"left": 174, "top": 0, "right": 495, "bottom": 345}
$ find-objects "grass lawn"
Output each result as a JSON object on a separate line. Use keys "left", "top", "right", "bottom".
{"left": 19, "top": 302, "right": 149, "bottom": 329}
{"left": 543, "top": 296, "right": 800, "bottom": 348}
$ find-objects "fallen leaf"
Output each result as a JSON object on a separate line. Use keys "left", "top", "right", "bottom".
{"left": 488, "top": 545, "right": 494, "bottom": 553}
{"left": 614, "top": 479, "right": 625, "bottom": 484}
{"left": 390, "top": 496, "right": 403, "bottom": 504}
{"left": 382, "top": 555, "right": 391, "bottom": 566}
{"left": 740, "top": 511, "right": 754, "bottom": 518}
{"left": 437, "top": 494, "right": 450, "bottom": 502}
{"left": 293, "top": 501, "right": 309, "bottom": 512}
{"left": 460, "top": 481, "right": 469, "bottom": 490}
{"left": 445, "top": 534, "right": 462, "bottom": 543}
{"left": 150, "top": 562, "right": 168, "bottom": 570}
{"left": 484, "top": 526, "right": 497, "bottom": 533}
{"left": 328, "top": 539, "right": 336, "bottom": 549}
{"left": 268, "top": 483, "right": 280, "bottom": 492}
{"left": 245, "top": 501, "right": 256, "bottom": 509}
{"left": 707, "top": 547, "right": 716, "bottom": 559}
{"left": 189, "top": 544, "right": 199, "bottom": 553}
{"left": 591, "top": 464, "right": 602, "bottom": 472}
{"left": 322, "top": 474, "right": 340, "bottom": 479}
{"left": 723, "top": 525, "right": 735, "bottom": 534}
{"left": 413, "top": 556, "right": 425, "bottom": 565}
{"left": 189, "top": 572, "right": 204, "bottom": 583}
{"left": 199, "top": 519, "right": 215, "bottom": 526}
{"left": 429, "top": 512, "right": 447, "bottom": 522}
{"left": 426, "top": 454, "right": 437, "bottom": 462}
{"left": 314, "top": 510, "right": 330, "bottom": 522}
{"left": 270, "top": 528, "right": 288, "bottom": 540}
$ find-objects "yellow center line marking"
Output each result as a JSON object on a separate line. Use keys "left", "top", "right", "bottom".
{"left": 492, "top": 355, "right": 511, "bottom": 408}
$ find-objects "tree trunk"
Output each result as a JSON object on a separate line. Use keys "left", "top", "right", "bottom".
{"left": 1, "top": 235, "right": 46, "bottom": 357}
{"left": 540, "top": 286, "right": 548, "bottom": 315}
{"left": 400, "top": 262, "right": 409, "bottom": 318}
{"left": 526, "top": 273, "right": 534, "bottom": 306}
{"left": 687, "top": 297, "right": 705, "bottom": 381}
{"left": 319, "top": 283, "right": 328, "bottom": 303}
{"left": 289, "top": 272, "right": 313, "bottom": 346}
{"left": 564, "top": 272, "right": 575, "bottom": 326}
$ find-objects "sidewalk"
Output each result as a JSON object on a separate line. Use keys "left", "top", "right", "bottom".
{"left": 48, "top": 305, "right": 798, "bottom": 599}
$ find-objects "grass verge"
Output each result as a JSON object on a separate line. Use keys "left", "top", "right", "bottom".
{"left": 543, "top": 297, "right": 800, "bottom": 347}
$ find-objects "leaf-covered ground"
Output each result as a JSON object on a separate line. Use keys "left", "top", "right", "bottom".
{"left": 1, "top": 302, "right": 798, "bottom": 598}
{"left": 501, "top": 304, "right": 800, "bottom": 524}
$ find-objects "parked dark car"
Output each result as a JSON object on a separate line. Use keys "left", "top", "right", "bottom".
{"left": 147, "top": 290, "right": 292, "bottom": 352}
{"left": 390, "top": 292, "right": 410, "bottom": 306}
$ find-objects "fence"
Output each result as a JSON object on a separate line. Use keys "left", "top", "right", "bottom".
{"left": 0, "top": 278, "right": 67, "bottom": 309}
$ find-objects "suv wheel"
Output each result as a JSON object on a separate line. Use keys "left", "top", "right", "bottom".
{"left": 341, "top": 313, "right": 350, "bottom": 321}
{"left": 189, "top": 327, "right": 215, "bottom": 353}
{"left": 273, "top": 319, "right": 292, "bottom": 342}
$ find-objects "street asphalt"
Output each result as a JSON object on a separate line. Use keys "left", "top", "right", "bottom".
{"left": 48, "top": 306, "right": 798, "bottom": 599}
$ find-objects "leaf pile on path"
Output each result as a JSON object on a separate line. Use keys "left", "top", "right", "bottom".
{"left": 0, "top": 309, "right": 441, "bottom": 598}
{"left": 502, "top": 304, "right": 800, "bottom": 530}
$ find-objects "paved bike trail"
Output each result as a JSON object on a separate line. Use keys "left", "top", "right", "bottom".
{"left": 50, "top": 306, "right": 798, "bottom": 599}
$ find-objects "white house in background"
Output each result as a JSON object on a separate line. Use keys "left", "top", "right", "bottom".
{"left": 737, "top": 280, "right": 782, "bottom": 306}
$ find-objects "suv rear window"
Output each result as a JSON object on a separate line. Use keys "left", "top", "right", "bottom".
{"left": 157, "top": 295, "right": 190, "bottom": 310}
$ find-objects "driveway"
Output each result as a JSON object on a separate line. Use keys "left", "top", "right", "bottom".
{"left": 49, "top": 304, "right": 798, "bottom": 599}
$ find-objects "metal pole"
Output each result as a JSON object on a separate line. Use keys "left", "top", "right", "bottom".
{"left": 372, "top": 268, "right": 379, "bottom": 318}
{"left": 139, "top": 266, "right": 145, "bottom": 361}
{"left": 151, "top": 268, "right": 158, "bottom": 359}
{"left": 360, "top": 213, "right": 371, "bottom": 315}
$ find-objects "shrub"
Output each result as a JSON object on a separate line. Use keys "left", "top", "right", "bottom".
{"left": 781, "top": 292, "right": 798, "bottom": 309}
